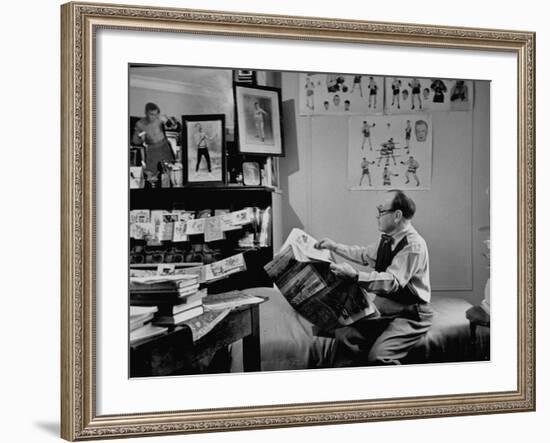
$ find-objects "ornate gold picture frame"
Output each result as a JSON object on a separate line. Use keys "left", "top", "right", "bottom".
{"left": 61, "top": 1, "right": 535, "bottom": 440}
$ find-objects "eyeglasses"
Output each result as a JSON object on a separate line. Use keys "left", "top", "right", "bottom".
{"left": 376, "top": 206, "right": 395, "bottom": 218}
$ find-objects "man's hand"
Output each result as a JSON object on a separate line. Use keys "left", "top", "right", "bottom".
{"left": 315, "top": 238, "right": 337, "bottom": 251}
{"left": 330, "top": 262, "right": 358, "bottom": 280}
{"left": 334, "top": 326, "right": 365, "bottom": 353}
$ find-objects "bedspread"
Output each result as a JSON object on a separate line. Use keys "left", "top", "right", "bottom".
{"left": 231, "top": 287, "right": 489, "bottom": 372}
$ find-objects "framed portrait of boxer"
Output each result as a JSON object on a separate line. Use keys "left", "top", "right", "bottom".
{"left": 181, "top": 114, "right": 226, "bottom": 185}
{"left": 235, "top": 84, "right": 284, "bottom": 156}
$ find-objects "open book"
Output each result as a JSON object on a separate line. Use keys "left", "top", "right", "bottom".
{"left": 264, "top": 229, "right": 376, "bottom": 331}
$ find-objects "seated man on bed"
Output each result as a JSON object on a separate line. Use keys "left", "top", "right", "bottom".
{"left": 315, "top": 190, "right": 433, "bottom": 366}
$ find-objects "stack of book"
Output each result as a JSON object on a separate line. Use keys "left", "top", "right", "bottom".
{"left": 129, "top": 306, "right": 168, "bottom": 346}
{"left": 130, "top": 305, "right": 157, "bottom": 331}
{"left": 130, "top": 274, "right": 206, "bottom": 327}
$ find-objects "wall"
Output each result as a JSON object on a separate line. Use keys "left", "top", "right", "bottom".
{"left": 129, "top": 68, "right": 235, "bottom": 133}
{"left": 280, "top": 73, "right": 490, "bottom": 304}
{"left": 129, "top": 87, "right": 228, "bottom": 122}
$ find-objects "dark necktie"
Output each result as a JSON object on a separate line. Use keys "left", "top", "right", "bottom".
{"left": 375, "top": 234, "right": 394, "bottom": 272}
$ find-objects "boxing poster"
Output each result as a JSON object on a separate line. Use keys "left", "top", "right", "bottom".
{"left": 384, "top": 77, "right": 474, "bottom": 114}
{"left": 347, "top": 114, "right": 432, "bottom": 191}
{"left": 299, "top": 73, "right": 384, "bottom": 116}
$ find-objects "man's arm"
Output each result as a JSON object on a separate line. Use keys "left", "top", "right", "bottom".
{"left": 356, "top": 242, "right": 424, "bottom": 295}
{"left": 131, "top": 121, "right": 145, "bottom": 146}
{"left": 332, "top": 242, "right": 377, "bottom": 267}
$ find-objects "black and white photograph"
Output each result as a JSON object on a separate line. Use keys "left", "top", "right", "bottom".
{"left": 299, "top": 73, "right": 385, "bottom": 115}
{"left": 128, "top": 64, "right": 490, "bottom": 379}
{"left": 384, "top": 77, "right": 474, "bottom": 114}
{"left": 242, "top": 161, "right": 261, "bottom": 186}
{"left": 348, "top": 114, "right": 433, "bottom": 190}
{"left": 235, "top": 84, "right": 284, "bottom": 155}
{"left": 53, "top": 1, "right": 541, "bottom": 439}
{"left": 182, "top": 114, "right": 225, "bottom": 184}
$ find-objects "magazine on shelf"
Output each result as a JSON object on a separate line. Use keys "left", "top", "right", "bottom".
{"left": 129, "top": 253, "right": 247, "bottom": 288}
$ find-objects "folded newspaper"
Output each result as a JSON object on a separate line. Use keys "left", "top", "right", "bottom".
{"left": 264, "top": 229, "right": 376, "bottom": 331}
{"left": 130, "top": 253, "right": 247, "bottom": 284}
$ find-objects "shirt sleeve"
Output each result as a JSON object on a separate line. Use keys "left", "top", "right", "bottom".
{"left": 332, "top": 242, "right": 377, "bottom": 267}
{"left": 356, "top": 242, "right": 424, "bottom": 295}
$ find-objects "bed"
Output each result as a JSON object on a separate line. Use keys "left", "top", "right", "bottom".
{"left": 231, "top": 287, "right": 490, "bottom": 372}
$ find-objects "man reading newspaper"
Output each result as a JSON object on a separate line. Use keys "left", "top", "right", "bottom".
{"left": 314, "top": 190, "right": 433, "bottom": 366}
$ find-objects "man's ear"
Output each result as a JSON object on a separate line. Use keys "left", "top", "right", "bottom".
{"left": 394, "top": 209, "right": 403, "bottom": 221}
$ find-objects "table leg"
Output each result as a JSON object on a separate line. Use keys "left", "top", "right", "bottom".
{"left": 242, "top": 304, "right": 261, "bottom": 372}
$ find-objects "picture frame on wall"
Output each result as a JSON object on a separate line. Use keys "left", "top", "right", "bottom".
{"left": 181, "top": 114, "right": 226, "bottom": 186}
{"left": 234, "top": 84, "right": 284, "bottom": 156}
{"left": 61, "top": 2, "right": 535, "bottom": 441}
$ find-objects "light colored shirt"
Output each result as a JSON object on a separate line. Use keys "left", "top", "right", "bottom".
{"left": 332, "top": 224, "right": 431, "bottom": 303}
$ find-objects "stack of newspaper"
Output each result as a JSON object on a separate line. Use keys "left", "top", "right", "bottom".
{"left": 264, "top": 229, "right": 376, "bottom": 331}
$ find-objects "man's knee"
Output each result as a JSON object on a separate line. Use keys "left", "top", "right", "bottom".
{"left": 366, "top": 341, "right": 402, "bottom": 365}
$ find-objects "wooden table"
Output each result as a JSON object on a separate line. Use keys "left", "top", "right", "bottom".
{"left": 130, "top": 301, "right": 264, "bottom": 377}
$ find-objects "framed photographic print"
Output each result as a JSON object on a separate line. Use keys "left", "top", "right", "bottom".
{"left": 61, "top": 1, "right": 535, "bottom": 441}
{"left": 242, "top": 161, "right": 261, "bottom": 186}
{"left": 235, "top": 84, "right": 284, "bottom": 155}
{"left": 181, "top": 114, "right": 226, "bottom": 185}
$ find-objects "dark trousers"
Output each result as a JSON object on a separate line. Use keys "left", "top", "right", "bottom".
{"left": 196, "top": 148, "right": 211, "bottom": 172}
{"left": 330, "top": 296, "right": 434, "bottom": 366}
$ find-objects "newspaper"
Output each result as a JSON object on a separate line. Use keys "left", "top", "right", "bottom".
{"left": 129, "top": 253, "right": 247, "bottom": 285}
{"left": 129, "top": 207, "right": 260, "bottom": 242}
{"left": 203, "top": 291, "right": 265, "bottom": 310}
{"left": 204, "top": 216, "right": 224, "bottom": 242}
{"left": 203, "top": 253, "right": 247, "bottom": 282}
{"left": 265, "top": 229, "right": 376, "bottom": 331}
{"left": 280, "top": 228, "right": 332, "bottom": 263}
